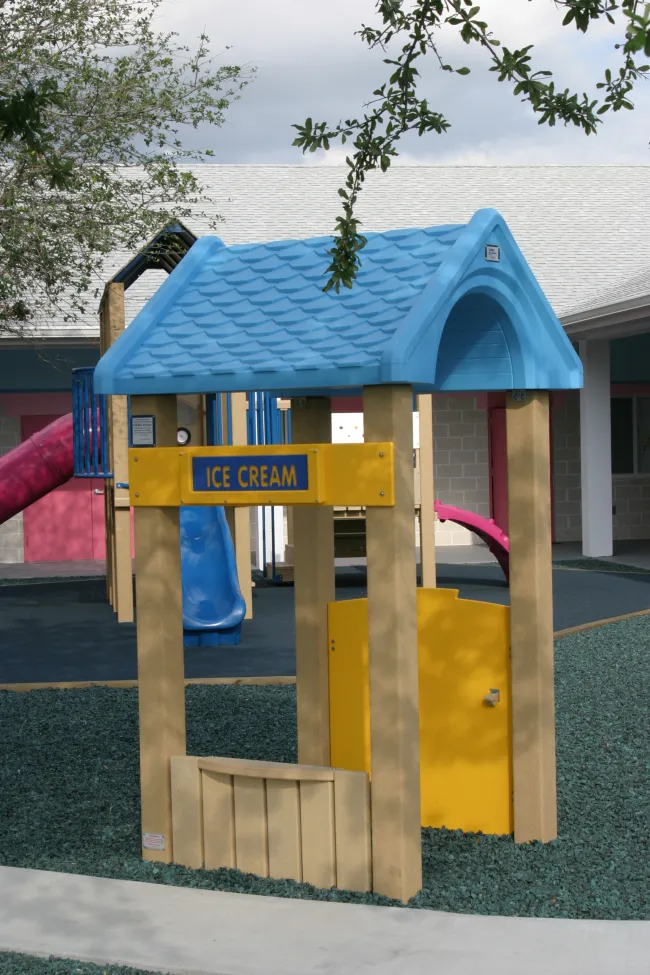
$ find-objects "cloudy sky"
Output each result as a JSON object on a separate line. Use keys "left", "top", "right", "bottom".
{"left": 153, "top": 0, "right": 650, "bottom": 166}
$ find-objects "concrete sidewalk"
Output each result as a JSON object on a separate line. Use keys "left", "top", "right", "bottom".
{"left": 0, "top": 866, "right": 648, "bottom": 975}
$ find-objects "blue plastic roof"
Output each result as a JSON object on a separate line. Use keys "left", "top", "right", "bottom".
{"left": 94, "top": 208, "right": 583, "bottom": 396}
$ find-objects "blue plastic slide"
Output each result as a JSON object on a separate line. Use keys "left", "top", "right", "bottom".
{"left": 181, "top": 505, "right": 247, "bottom": 647}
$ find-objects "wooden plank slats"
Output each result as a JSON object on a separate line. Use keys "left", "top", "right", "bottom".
{"left": 173, "top": 757, "right": 372, "bottom": 894}
{"left": 202, "top": 770, "right": 236, "bottom": 870}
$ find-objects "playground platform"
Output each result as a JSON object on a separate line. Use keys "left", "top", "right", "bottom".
{"left": 1, "top": 545, "right": 650, "bottom": 686}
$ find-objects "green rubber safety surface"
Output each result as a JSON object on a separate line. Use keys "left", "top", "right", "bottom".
{"left": 553, "top": 558, "right": 650, "bottom": 574}
{"left": 0, "top": 953, "right": 160, "bottom": 975}
{"left": 0, "top": 617, "right": 648, "bottom": 920}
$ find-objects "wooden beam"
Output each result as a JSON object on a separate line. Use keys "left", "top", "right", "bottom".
{"left": 506, "top": 390, "right": 557, "bottom": 843}
{"left": 231, "top": 392, "right": 253, "bottom": 619}
{"left": 291, "top": 397, "right": 335, "bottom": 766}
{"left": 102, "top": 282, "right": 133, "bottom": 623}
{"left": 132, "top": 394, "right": 186, "bottom": 862}
{"left": 363, "top": 384, "right": 422, "bottom": 903}
{"left": 417, "top": 394, "right": 436, "bottom": 588}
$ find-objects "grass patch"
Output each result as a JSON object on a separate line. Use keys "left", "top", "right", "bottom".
{"left": 0, "top": 617, "right": 648, "bottom": 919}
{"left": 0, "top": 953, "right": 160, "bottom": 974}
{"left": 553, "top": 558, "right": 650, "bottom": 574}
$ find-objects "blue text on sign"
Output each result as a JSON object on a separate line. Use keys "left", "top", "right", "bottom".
{"left": 192, "top": 454, "right": 309, "bottom": 493}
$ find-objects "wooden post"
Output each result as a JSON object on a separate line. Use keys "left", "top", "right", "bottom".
{"left": 285, "top": 507, "right": 294, "bottom": 566}
{"left": 177, "top": 394, "right": 205, "bottom": 447}
{"left": 506, "top": 390, "right": 557, "bottom": 843}
{"left": 231, "top": 392, "right": 253, "bottom": 620}
{"left": 220, "top": 394, "right": 253, "bottom": 619}
{"left": 417, "top": 394, "right": 436, "bottom": 588}
{"left": 132, "top": 394, "right": 186, "bottom": 862}
{"left": 364, "top": 384, "right": 422, "bottom": 903}
{"left": 292, "top": 397, "right": 335, "bottom": 766}
{"left": 100, "top": 282, "right": 133, "bottom": 623}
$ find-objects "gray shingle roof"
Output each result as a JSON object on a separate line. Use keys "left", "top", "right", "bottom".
{"left": 562, "top": 264, "right": 650, "bottom": 319}
{"left": 32, "top": 164, "right": 650, "bottom": 340}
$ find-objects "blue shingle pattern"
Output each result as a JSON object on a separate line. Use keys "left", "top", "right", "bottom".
{"left": 94, "top": 209, "right": 583, "bottom": 396}
{"left": 124, "top": 227, "right": 459, "bottom": 381}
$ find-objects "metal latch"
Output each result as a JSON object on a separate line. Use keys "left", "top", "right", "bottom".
{"left": 484, "top": 688, "right": 500, "bottom": 707}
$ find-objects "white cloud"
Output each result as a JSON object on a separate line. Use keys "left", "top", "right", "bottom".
{"left": 152, "top": 0, "right": 650, "bottom": 165}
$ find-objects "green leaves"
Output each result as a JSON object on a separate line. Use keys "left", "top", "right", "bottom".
{"left": 293, "top": 0, "right": 648, "bottom": 293}
{"left": 0, "top": 0, "right": 252, "bottom": 335}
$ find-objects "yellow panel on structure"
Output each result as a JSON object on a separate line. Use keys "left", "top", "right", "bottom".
{"left": 328, "top": 588, "right": 513, "bottom": 835}
{"left": 128, "top": 443, "right": 395, "bottom": 508}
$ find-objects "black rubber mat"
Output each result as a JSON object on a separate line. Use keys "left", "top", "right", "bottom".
{"left": 1, "top": 562, "right": 649, "bottom": 683}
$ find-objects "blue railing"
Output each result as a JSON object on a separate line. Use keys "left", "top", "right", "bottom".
{"left": 205, "top": 392, "right": 233, "bottom": 447}
{"left": 205, "top": 392, "right": 290, "bottom": 580}
{"left": 71, "top": 368, "right": 112, "bottom": 478}
{"left": 205, "top": 392, "right": 289, "bottom": 448}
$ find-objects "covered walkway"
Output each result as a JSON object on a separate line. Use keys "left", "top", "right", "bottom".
{"left": 1, "top": 865, "right": 647, "bottom": 975}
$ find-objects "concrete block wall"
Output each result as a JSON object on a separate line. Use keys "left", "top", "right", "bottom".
{"left": 0, "top": 406, "right": 23, "bottom": 562}
{"left": 551, "top": 392, "right": 582, "bottom": 543}
{"left": 432, "top": 395, "right": 490, "bottom": 546}
{"left": 612, "top": 478, "right": 650, "bottom": 539}
{"left": 551, "top": 390, "right": 650, "bottom": 543}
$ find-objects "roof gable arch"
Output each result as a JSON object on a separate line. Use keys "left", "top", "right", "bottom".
{"left": 433, "top": 289, "right": 525, "bottom": 390}
{"left": 381, "top": 209, "right": 582, "bottom": 391}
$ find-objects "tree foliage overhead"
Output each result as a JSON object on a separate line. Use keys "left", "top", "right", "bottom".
{"left": 293, "top": 0, "right": 650, "bottom": 293}
{"left": 0, "top": 0, "right": 252, "bottom": 335}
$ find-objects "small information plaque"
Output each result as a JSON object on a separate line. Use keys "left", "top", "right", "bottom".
{"left": 142, "top": 832, "right": 166, "bottom": 851}
{"left": 131, "top": 415, "right": 156, "bottom": 447}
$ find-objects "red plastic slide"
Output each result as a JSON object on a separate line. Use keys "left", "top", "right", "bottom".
{"left": 433, "top": 499, "right": 510, "bottom": 583}
{"left": 0, "top": 413, "right": 74, "bottom": 526}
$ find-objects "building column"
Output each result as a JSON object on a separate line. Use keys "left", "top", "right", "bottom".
{"left": 579, "top": 340, "right": 613, "bottom": 558}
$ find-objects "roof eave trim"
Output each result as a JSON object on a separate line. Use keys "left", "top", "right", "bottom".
{"left": 561, "top": 293, "right": 650, "bottom": 332}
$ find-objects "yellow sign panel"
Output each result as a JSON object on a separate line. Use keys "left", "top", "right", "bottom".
{"left": 128, "top": 443, "right": 395, "bottom": 508}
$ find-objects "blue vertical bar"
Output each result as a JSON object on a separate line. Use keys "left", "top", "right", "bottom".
{"left": 91, "top": 387, "right": 99, "bottom": 475}
{"left": 72, "top": 375, "right": 78, "bottom": 473}
{"left": 100, "top": 394, "right": 109, "bottom": 476}
{"left": 263, "top": 393, "right": 271, "bottom": 446}
{"left": 216, "top": 393, "right": 223, "bottom": 446}
{"left": 205, "top": 393, "right": 217, "bottom": 446}
{"left": 83, "top": 372, "right": 91, "bottom": 475}
{"left": 87, "top": 374, "right": 94, "bottom": 474}
{"left": 256, "top": 392, "right": 263, "bottom": 447}
{"left": 246, "top": 393, "right": 252, "bottom": 446}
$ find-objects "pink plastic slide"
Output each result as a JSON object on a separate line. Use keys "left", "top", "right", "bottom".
{"left": 0, "top": 413, "right": 74, "bottom": 526}
{"left": 433, "top": 499, "right": 510, "bottom": 583}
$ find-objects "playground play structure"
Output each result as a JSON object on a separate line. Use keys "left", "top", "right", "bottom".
{"left": 85, "top": 208, "right": 582, "bottom": 903}
{"left": 0, "top": 225, "right": 514, "bottom": 619}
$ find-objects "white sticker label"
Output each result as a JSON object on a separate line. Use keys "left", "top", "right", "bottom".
{"left": 142, "top": 832, "right": 166, "bottom": 851}
{"left": 485, "top": 244, "right": 500, "bottom": 262}
{"left": 131, "top": 415, "right": 156, "bottom": 447}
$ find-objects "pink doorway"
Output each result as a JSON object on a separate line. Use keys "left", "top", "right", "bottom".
{"left": 488, "top": 403, "right": 556, "bottom": 541}
{"left": 489, "top": 407, "right": 509, "bottom": 534}
{"left": 21, "top": 414, "right": 106, "bottom": 562}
